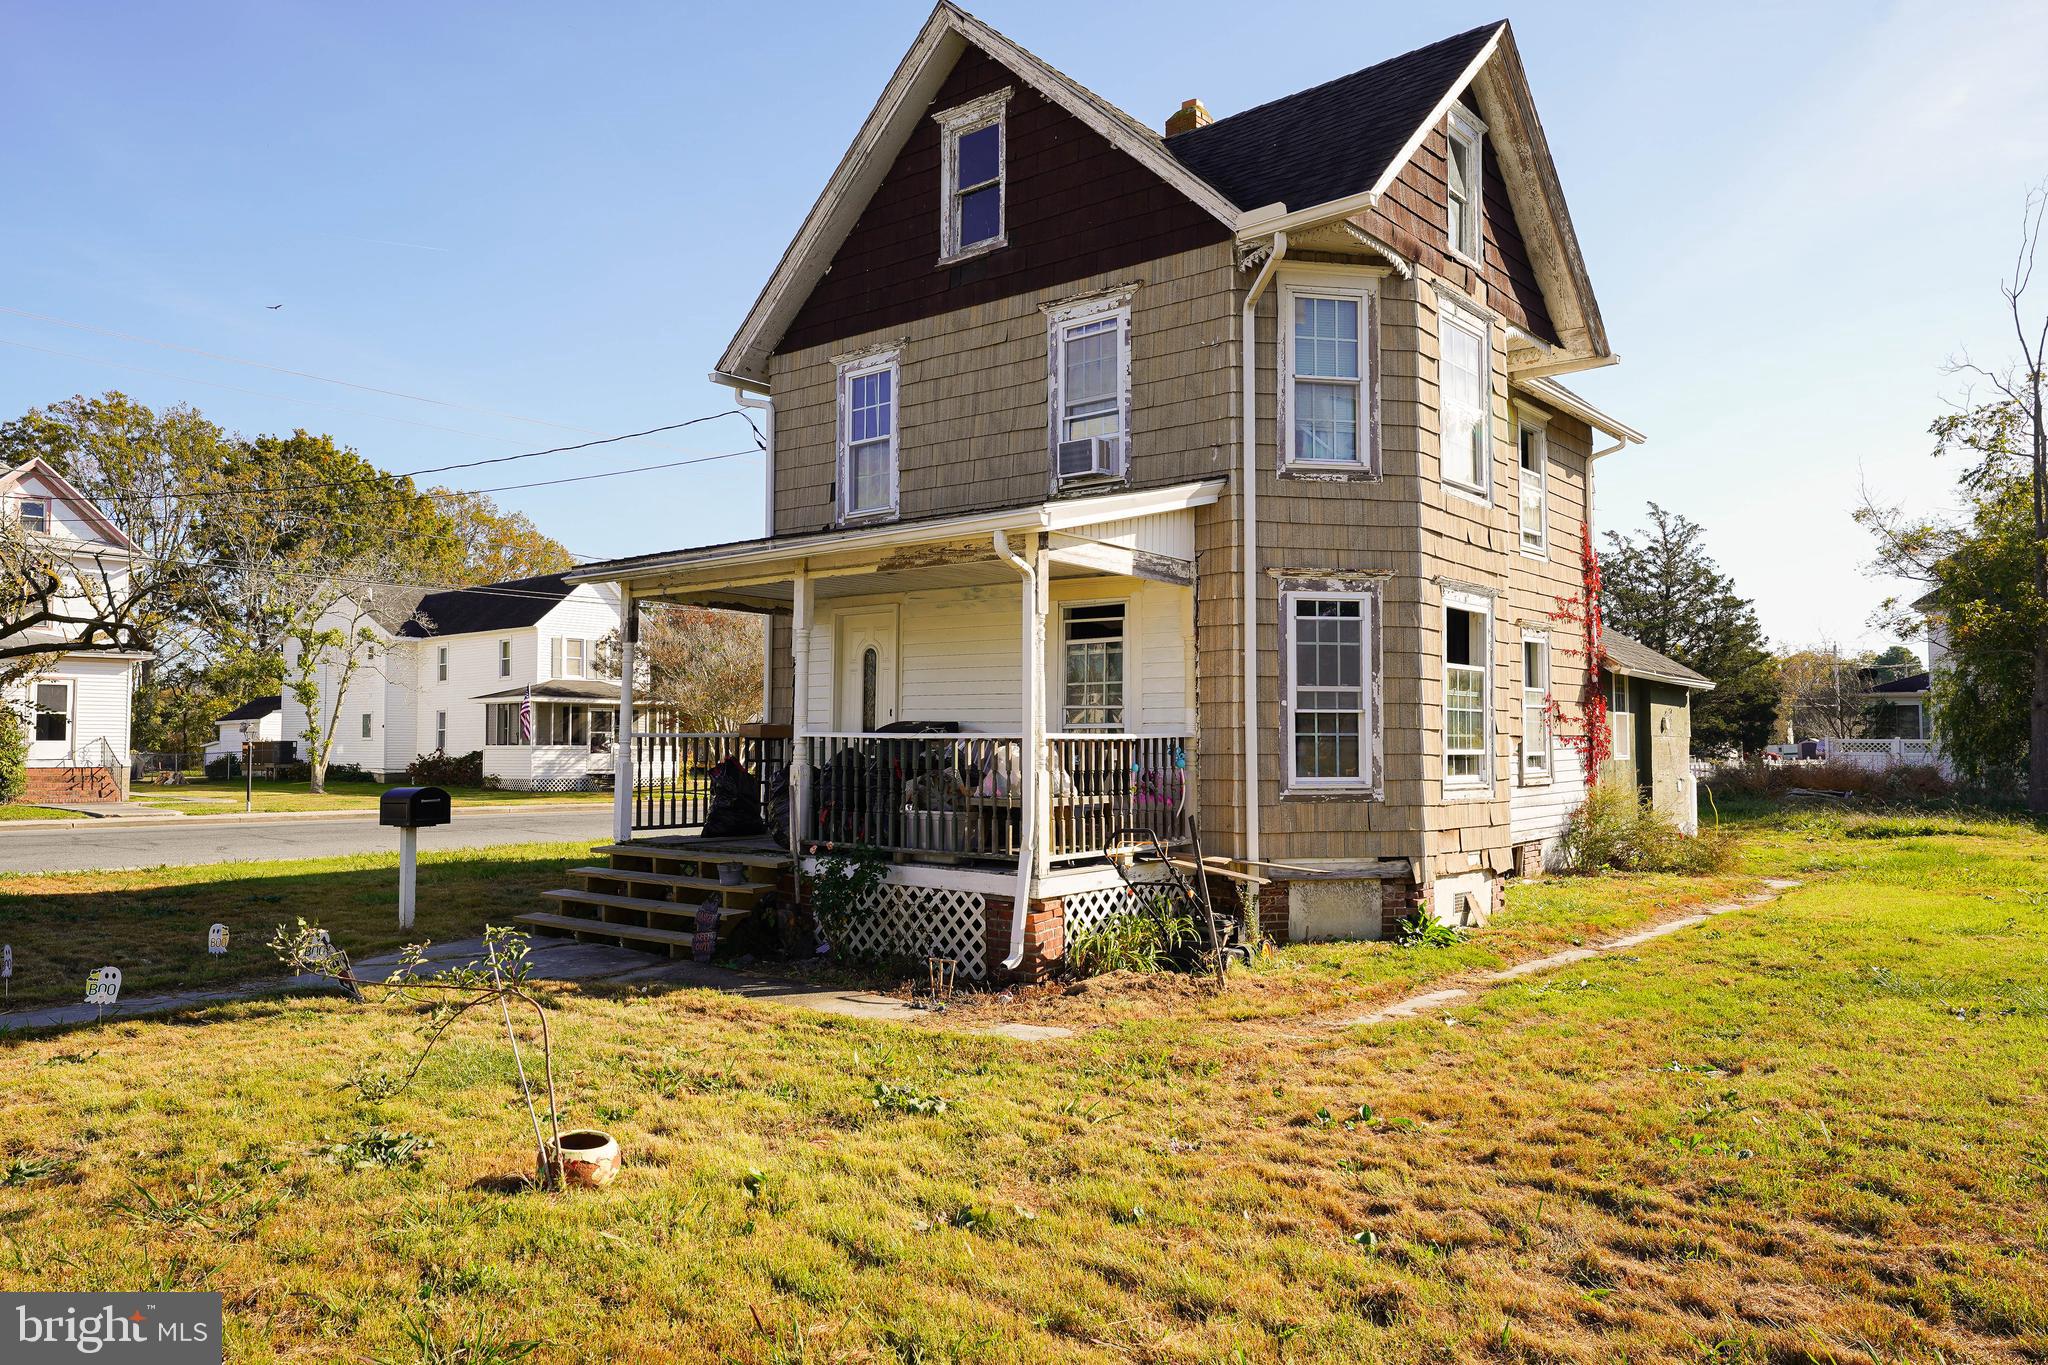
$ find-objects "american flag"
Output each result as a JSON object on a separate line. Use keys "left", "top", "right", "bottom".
{"left": 518, "top": 686, "right": 534, "bottom": 743}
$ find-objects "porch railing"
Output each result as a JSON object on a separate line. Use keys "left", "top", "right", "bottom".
{"left": 800, "top": 731, "right": 1191, "bottom": 862}
{"left": 631, "top": 730, "right": 788, "bottom": 832}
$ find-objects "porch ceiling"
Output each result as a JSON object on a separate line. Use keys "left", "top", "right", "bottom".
{"left": 644, "top": 552, "right": 1148, "bottom": 611}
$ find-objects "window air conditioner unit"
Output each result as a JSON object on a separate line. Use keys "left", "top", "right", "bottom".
{"left": 1056, "top": 436, "right": 1114, "bottom": 479}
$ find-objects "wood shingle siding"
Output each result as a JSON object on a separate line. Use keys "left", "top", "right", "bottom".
{"left": 779, "top": 44, "right": 1231, "bottom": 357}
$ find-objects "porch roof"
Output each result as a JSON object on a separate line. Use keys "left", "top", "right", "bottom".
{"left": 568, "top": 479, "right": 1222, "bottom": 610}
{"left": 472, "top": 680, "right": 620, "bottom": 704}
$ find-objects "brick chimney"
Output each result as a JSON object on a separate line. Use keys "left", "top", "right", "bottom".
{"left": 1164, "top": 98, "right": 1211, "bottom": 136}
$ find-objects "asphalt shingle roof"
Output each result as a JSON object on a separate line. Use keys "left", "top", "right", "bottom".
{"left": 1163, "top": 21, "right": 1503, "bottom": 212}
{"left": 1604, "top": 632, "right": 1713, "bottom": 690}
{"left": 215, "top": 695, "right": 281, "bottom": 723}
{"left": 402, "top": 573, "right": 580, "bottom": 638}
{"left": 1869, "top": 671, "right": 1931, "bottom": 695}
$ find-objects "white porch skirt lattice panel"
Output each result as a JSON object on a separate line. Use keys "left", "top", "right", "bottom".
{"left": 837, "top": 883, "right": 991, "bottom": 981}
{"left": 1060, "top": 884, "right": 1140, "bottom": 943}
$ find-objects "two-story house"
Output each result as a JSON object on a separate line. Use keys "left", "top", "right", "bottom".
{"left": 564, "top": 6, "right": 1648, "bottom": 978}
{"left": 1, "top": 457, "right": 149, "bottom": 803}
{"left": 281, "top": 572, "right": 622, "bottom": 788}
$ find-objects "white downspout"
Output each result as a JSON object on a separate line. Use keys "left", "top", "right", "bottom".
{"left": 1240, "top": 231, "right": 1286, "bottom": 867}
{"left": 993, "top": 529, "right": 1041, "bottom": 972}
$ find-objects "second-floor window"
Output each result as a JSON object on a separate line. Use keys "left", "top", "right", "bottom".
{"left": 1283, "top": 284, "right": 1373, "bottom": 468}
{"left": 1518, "top": 420, "right": 1548, "bottom": 554}
{"left": 1438, "top": 307, "right": 1491, "bottom": 497}
{"left": 18, "top": 498, "right": 49, "bottom": 533}
{"left": 837, "top": 351, "right": 899, "bottom": 521}
{"left": 436, "top": 645, "right": 449, "bottom": 683}
{"left": 1049, "top": 300, "right": 1130, "bottom": 482}
{"left": 1446, "top": 107, "right": 1485, "bottom": 261}
{"left": 498, "top": 639, "right": 512, "bottom": 678}
{"left": 558, "top": 637, "right": 587, "bottom": 679}
{"left": 936, "top": 90, "right": 1008, "bottom": 262}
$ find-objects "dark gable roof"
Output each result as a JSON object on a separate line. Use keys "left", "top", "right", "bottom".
{"left": 1870, "top": 671, "right": 1931, "bottom": 696}
{"left": 402, "top": 573, "right": 579, "bottom": 638}
{"left": 1163, "top": 21, "right": 1503, "bottom": 212}
{"left": 1604, "top": 632, "right": 1713, "bottom": 690}
{"left": 216, "top": 695, "right": 281, "bottom": 723}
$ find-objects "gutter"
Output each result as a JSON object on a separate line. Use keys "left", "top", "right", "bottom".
{"left": 1240, "top": 231, "right": 1287, "bottom": 867}
{"left": 991, "top": 529, "right": 1038, "bottom": 972}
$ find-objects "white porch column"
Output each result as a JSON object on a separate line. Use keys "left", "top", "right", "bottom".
{"left": 1025, "top": 536, "right": 1051, "bottom": 880}
{"left": 611, "top": 584, "right": 636, "bottom": 844}
{"left": 790, "top": 561, "right": 813, "bottom": 856}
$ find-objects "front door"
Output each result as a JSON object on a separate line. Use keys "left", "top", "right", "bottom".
{"left": 834, "top": 607, "right": 899, "bottom": 732}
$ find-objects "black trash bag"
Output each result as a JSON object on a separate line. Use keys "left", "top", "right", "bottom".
{"left": 701, "top": 755, "right": 765, "bottom": 838}
{"left": 764, "top": 763, "right": 790, "bottom": 847}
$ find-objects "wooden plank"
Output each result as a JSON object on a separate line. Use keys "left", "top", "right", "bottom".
{"left": 540, "top": 889, "right": 747, "bottom": 920}
{"left": 570, "top": 866, "right": 770, "bottom": 895}
{"left": 515, "top": 911, "right": 701, "bottom": 949}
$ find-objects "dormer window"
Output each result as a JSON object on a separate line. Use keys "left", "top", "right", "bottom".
{"left": 935, "top": 89, "right": 1010, "bottom": 263}
{"left": 1446, "top": 107, "right": 1485, "bottom": 262}
{"left": 18, "top": 498, "right": 48, "bottom": 533}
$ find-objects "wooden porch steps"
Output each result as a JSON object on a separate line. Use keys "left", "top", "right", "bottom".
{"left": 519, "top": 839, "right": 793, "bottom": 963}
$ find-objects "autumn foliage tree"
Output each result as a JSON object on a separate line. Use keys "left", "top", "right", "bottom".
{"left": 597, "top": 605, "right": 763, "bottom": 732}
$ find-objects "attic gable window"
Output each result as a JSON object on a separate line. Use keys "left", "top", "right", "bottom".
{"left": 1445, "top": 107, "right": 1485, "bottom": 263}
{"left": 18, "top": 498, "right": 49, "bottom": 533}
{"left": 935, "top": 88, "right": 1010, "bottom": 263}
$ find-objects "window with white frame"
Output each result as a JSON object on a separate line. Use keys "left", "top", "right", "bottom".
{"left": 1520, "top": 633, "right": 1551, "bottom": 782}
{"left": 1608, "top": 673, "right": 1633, "bottom": 761}
{"left": 1285, "top": 591, "right": 1375, "bottom": 788}
{"left": 18, "top": 498, "right": 49, "bottom": 533}
{"left": 488, "top": 703, "right": 522, "bottom": 746}
{"left": 1438, "top": 307, "right": 1491, "bottom": 495}
{"left": 498, "top": 639, "right": 512, "bottom": 678}
{"left": 360, "top": 712, "right": 373, "bottom": 740}
{"left": 436, "top": 645, "right": 449, "bottom": 683}
{"left": 1517, "top": 419, "right": 1548, "bottom": 553}
{"left": 1446, "top": 107, "right": 1485, "bottom": 261}
{"left": 1283, "top": 284, "right": 1371, "bottom": 467}
{"left": 1048, "top": 301, "right": 1129, "bottom": 480}
{"left": 1444, "top": 595, "right": 1492, "bottom": 788}
{"left": 32, "top": 681, "right": 68, "bottom": 743}
{"left": 564, "top": 638, "right": 587, "bottom": 679}
{"left": 435, "top": 710, "right": 448, "bottom": 753}
{"left": 936, "top": 90, "right": 1008, "bottom": 262}
{"left": 837, "top": 351, "right": 899, "bottom": 521}
{"left": 1061, "top": 603, "right": 1125, "bottom": 729}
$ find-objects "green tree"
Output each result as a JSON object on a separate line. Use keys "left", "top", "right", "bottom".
{"left": 0, "top": 700, "right": 26, "bottom": 804}
{"left": 430, "top": 488, "right": 575, "bottom": 584}
{"left": 1601, "top": 503, "right": 1780, "bottom": 755}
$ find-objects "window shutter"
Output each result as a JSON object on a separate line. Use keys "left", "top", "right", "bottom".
{"left": 550, "top": 638, "right": 563, "bottom": 678}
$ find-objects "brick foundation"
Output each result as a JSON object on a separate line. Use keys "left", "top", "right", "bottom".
{"left": 983, "top": 894, "right": 1065, "bottom": 983}
{"left": 24, "top": 766, "right": 122, "bottom": 802}
{"left": 1380, "top": 873, "right": 1428, "bottom": 939}
{"left": 1257, "top": 881, "right": 1291, "bottom": 944}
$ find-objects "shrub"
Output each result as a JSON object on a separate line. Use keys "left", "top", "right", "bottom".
{"left": 1557, "top": 782, "right": 1737, "bottom": 875}
{"left": 324, "top": 762, "right": 373, "bottom": 784}
{"left": 1703, "top": 756, "right": 1955, "bottom": 804}
{"left": 204, "top": 754, "right": 237, "bottom": 781}
{"left": 1065, "top": 894, "right": 1199, "bottom": 976}
{"left": 407, "top": 750, "right": 484, "bottom": 787}
{"left": 0, "top": 703, "right": 28, "bottom": 804}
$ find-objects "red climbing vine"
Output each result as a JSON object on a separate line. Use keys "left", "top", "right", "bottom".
{"left": 1546, "top": 519, "right": 1610, "bottom": 775}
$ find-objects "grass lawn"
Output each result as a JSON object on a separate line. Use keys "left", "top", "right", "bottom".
{"left": 0, "top": 803, "right": 85, "bottom": 821}
{"left": 1, "top": 805, "right": 2045, "bottom": 1361}
{"left": 126, "top": 776, "right": 612, "bottom": 815}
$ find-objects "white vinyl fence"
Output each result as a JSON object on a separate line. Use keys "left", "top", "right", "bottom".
{"left": 1817, "top": 737, "right": 1952, "bottom": 777}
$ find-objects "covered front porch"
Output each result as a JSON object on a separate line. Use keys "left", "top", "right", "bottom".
{"left": 476, "top": 680, "right": 618, "bottom": 791}
{"left": 593, "top": 481, "right": 1220, "bottom": 877}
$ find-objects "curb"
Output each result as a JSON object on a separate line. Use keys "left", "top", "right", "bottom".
{"left": 0, "top": 801, "right": 612, "bottom": 832}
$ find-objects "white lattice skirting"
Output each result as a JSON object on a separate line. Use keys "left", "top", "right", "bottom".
{"left": 1060, "top": 884, "right": 1142, "bottom": 943}
{"left": 838, "top": 884, "right": 991, "bottom": 981}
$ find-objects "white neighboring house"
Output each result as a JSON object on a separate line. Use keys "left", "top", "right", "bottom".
{"left": 204, "top": 695, "right": 284, "bottom": 767}
{"left": 1, "top": 458, "right": 148, "bottom": 803}
{"left": 281, "top": 573, "right": 622, "bottom": 788}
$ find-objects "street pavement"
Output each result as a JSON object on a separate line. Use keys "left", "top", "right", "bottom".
{"left": 0, "top": 805, "right": 615, "bottom": 875}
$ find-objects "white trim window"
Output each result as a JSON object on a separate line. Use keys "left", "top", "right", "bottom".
{"left": 1060, "top": 602, "right": 1125, "bottom": 729}
{"left": 1446, "top": 106, "right": 1486, "bottom": 262}
{"left": 18, "top": 497, "right": 49, "bottom": 533}
{"left": 434, "top": 710, "right": 448, "bottom": 754}
{"left": 360, "top": 712, "right": 373, "bottom": 740}
{"left": 1517, "top": 417, "right": 1549, "bottom": 554}
{"left": 935, "top": 89, "right": 1009, "bottom": 263}
{"left": 1438, "top": 306, "right": 1492, "bottom": 497}
{"left": 836, "top": 350, "right": 900, "bottom": 522}
{"left": 436, "top": 645, "right": 449, "bottom": 683}
{"left": 498, "top": 639, "right": 512, "bottom": 678}
{"left": 1281, "top": 282, "right": 1374, "bottom": 469}
{"left": 1609, "top": 673, "right": 1634, "bottom": 762}
{"left": 32, "top": 680, "right": 70, "bottom": 744}
{"left": 1047, "top": 298, "right": 1131, "bottom": 482}
{"left": 1520, "top": 632, "right": 1551, "bottom": 783}
{"left": 1284, "top": 589, "right": 1376, "bottom": 789}
{"left": 1444, "top": 592, "right": 1493, "bottom": 789}
{"left": 564, "top": 638, "right": 587, "bottom": 679}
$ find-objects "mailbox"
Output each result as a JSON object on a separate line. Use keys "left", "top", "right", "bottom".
{"left": 380, "top": 786, "right": 451, "bottom": 829}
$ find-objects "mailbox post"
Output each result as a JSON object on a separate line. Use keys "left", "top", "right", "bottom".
{"left": 380, "top": 786, "right": 451, "bottom": 929}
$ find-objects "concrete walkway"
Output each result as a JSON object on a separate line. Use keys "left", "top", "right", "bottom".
{"left": 1331, "top": 878, "right": 1802, "bottom": 1028}
{"left": 0, "top": 933, "right": 1072, "bottom": 1040}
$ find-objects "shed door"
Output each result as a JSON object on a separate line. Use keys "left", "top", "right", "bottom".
{"left": 834, "top": 607, "right": 899, "bottom": 733}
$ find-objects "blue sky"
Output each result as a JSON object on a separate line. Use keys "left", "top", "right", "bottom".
{"left": 4, "top": 0, "right": 2044, "bottom": 652}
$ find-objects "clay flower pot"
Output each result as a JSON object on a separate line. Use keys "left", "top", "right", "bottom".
{"left": 542, "top": 1129, "right": 620, "bottom": 1189}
